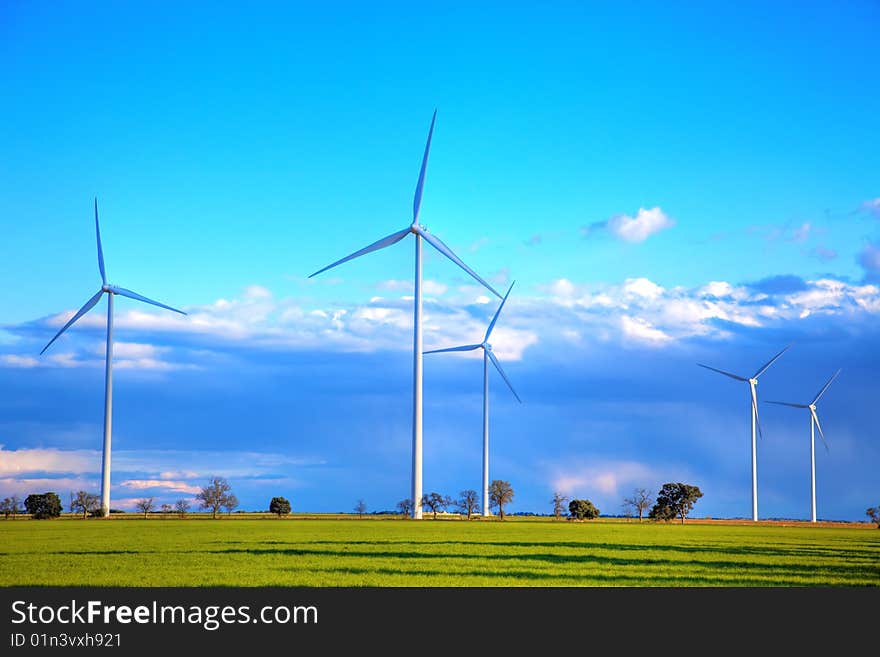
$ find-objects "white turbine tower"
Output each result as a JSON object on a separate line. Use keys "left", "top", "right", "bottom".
{"left": 41, "top": 199, "right": 186, "bottom": 517}
{"left": 308, "top": 111, "right": 502, "bottom": 518}
{"left": 425, "top": 281, "right": 521, "bottom": 517}
{"left": 766, "top": 369, "right": 840, "bottom": 523}
{"left": 697, "top": 345, "right": 791, "bottom": 522}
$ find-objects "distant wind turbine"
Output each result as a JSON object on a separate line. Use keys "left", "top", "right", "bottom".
{"left": 766, "top": 369, "right": 841, "bottom": 523}
{"left": 697, "top": 345, "right": 791, "bottom": 522}
{"left": 41, "top": 199, "right": 186, "bottom": 517}
{"left": 425, "top": 281, "right": 521, "bottom": 517}
{"left": 308, "top": 111, "right": 502, "bottom": 519}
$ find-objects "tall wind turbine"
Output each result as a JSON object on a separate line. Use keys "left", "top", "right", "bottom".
{"left": 697, "top": 345, "right": 791, "bottom": 522}
{"left": 425, "top": 281, "right": 521, "bottom": 517}
{"left": 308, "top": 111, "right": 502, "bottom": 518}
{"left": 41, "top": 199, "right": 186, "bottom": 517}
{"left": 766, "top": 369, "right": 840, "bottom": 523}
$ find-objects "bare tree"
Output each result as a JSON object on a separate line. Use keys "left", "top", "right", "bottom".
{"left": 71, "top": 491, "right": 100, "bottom": 519}
{"left": 135, "top": 497, "right": 155, "bottom": 518}
{"left": 456, "top": 490, "right": 480, "bottom": 519}
{"left": 175, "top": 499, "right": 191, "bottom": 518}
{"left": 396, "top": 498, "right": 413, "bottom": 518}
{"left": 489, "top": 480, "right": 514, "bottom": 520}
{"left": 10, "top": 495, "right": 21, "bottom": 520}
{"left": 160, "top": 503, "right": 173, "bottom": 516}
{"left": 622, "top": 488, "right": 653, "bottom": 522}
{"left": 196, "top": 477, "right": 234, "bottom": 519}
{"left": 0, "top": 498, "right": 13, "bottom": 519}
{"left": 421, "top": 492, "right": 451, "bottom": 519}
{"left": 551, "top": 492, "right": 569, "bottom": 520}
{"left": 224, "top": 494, "right": 239, "bottom": 516}
{"left": 355, "top": 499, "right": 367, "bottom": 518}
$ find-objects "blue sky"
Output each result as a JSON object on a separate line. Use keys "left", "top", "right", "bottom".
{"left": 1, "top": 2, "right": 878, "bottom": 519}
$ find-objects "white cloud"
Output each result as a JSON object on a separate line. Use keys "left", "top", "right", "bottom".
{"left": 620, "top": 315, "right": 672, "bottom": 345}
{"left": 16, "top": 270, "right": 880, "bottom": 366}
{"left": 623, "top": 277, "right": 665, "bottom": 300}
{"left": 1, "top": 355, "right": 40, "bottom": 368}
{"left": 550, "top": 460, "right": 659, "bottom": 498}
{"left": 422, "top": 280, "right": 448, "bottom": 296}
{"left": 243, "top": 285, "right": 272, "bottom": 299}
{"left": 607, "top": 207, "right": 675, "bottom": 242}
{"left": 0, "top": 446, "right": 99, "bottom": 476}
{"left": 120, "top": 479, "right": 201, "bottom": 495}
{"left": 700, "top": 281, "right": 734, "bottom": 298}
{"left": 0, "top": 447, "right": 324, "bottom": 484}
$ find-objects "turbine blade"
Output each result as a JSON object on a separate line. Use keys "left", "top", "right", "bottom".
{"left": 753, "top": 344, "right": 792, "bottom": 379}
{"left": 696, "top": 363, "right": 747, "bottom": 382}
{"left": 109, "top": 286, "right": 187, "bottom": 315}
{"left": 40, "top": 290, "right": 104, "bottom": 354}
{"left": 484, "top": 281, "right": 515, "bottom": 343}
{"left": 751, "top": 383, "right": 763, "bottom": 440}
{"left": 413, "top": 109, "right": 437, "bottom": 223}
{"left": 416, "top": 227, "right": 502, "bottom": 298}
{"left": 424, "top": 344, "right": 482, "bottom": 354}
{"left": 810, "top": 368, "right": 841, "bottom": 406}
{"left": 487, "top": 350, "right": 522, "bottom": 403}
{"left": 308, "top": 228, "right": 411, "bottom": 278}
{"left": 811, "top": 408, "right": 829, "bottom": 452}
{"left": 95, "top": 198, "right": 106, "bottom": 285}
{"left": 765, "top": 401, "right": 808, "bottom": 409}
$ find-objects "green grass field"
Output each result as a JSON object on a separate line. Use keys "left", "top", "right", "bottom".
{"left": 1, "top": 516, "right": 878, "bottom": 586}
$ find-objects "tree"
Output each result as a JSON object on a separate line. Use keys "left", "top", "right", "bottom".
{"left": 421, "top": 492, "right": 451, "bottom": 519}
{"left": 867, "top": 506, "right": 880, "bottom": 529}
{"left": 24, "top": 493, "right": 62, "bottom": 519}
{"left": 160, "top": 503, "right": 173, "bottom": 516}
{"left": 649, "top": 483, "right": 703, "bottom": 524}
{"left": 396, "top": 498, "right": 413, "bottom": 518}
{"left": 10, "top": 495, "right": 21, "bottom": 520}
{"left": 71, "top": 491, "right": 100, "bottom": 519}
{"left": 175, "top": 499, "right": 191, "bottom": 518}
{"left": 224, "top": 494, "right": 239, "bottom": 515}
{"left": 135, "top": 497, "right": 155, "bottom": 518}
{"left": 622, "top": 488, "right": 653, "bottom": 522}
{"left": 569, "top": 499, "right": 600, "bottom": 520}
{"left": 196, "top": 477, "right": 234, "bottom": 519}
{"left": 269, "top": 497, "right": 291, "bottom": 517}
{"left": 354, "top": 499, "right": 367, "bottom": 518}
{"left": 0, "top": 497, "right": 14, "bottom": 519}
{"left": 488, "top": 480, "right": 514, "bottom": 520}
{"left": 456, "top": 490, "right": 480, "bottom": 520}
{"left": 551, "top": 492, "right": 569, "bottom": 520}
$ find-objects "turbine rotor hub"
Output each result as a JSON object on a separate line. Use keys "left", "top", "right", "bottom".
{"left": 749, "top": 378, "right": 758, "bottom": 386}
{"left": 101, "top": 284, "right": 111, "bottom": 293}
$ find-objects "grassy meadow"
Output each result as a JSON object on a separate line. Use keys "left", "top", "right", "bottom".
{"left": 1, "top": 516, "right": 878, "bottom": 587}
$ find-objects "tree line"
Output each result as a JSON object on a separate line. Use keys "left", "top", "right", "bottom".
{"left": 551, "top": 482, "right": 705, "bottom": 524}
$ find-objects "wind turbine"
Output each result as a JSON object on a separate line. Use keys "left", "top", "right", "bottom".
{"left": 766, "top": 369, "right": 840, "bottom": 523}
{"left": 41, "top": 199, "right": 186, "bottom": 517}
{"left": 697, "top": 345, "right": 791, "bottom": 522}
{"left": 425, "top": 281, "right": 521, "bottom": 517}
{"left": 308, "top": 111, "right": 502, "bottom": 518}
